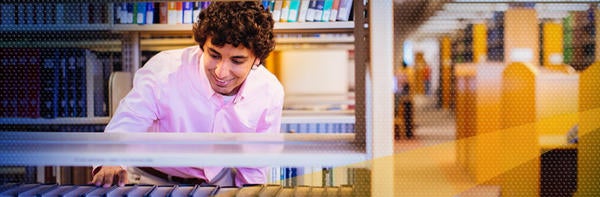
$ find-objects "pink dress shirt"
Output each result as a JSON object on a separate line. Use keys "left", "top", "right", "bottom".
{"left": 105, "top": 46, "right": 284, "bottom": 186}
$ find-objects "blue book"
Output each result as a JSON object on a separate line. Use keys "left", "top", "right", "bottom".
{"left": 17, "top": 4, "right": 24, "bottom": 25}
{"left": 25, "top": 3, "right": 34, "bottom": 24}
{"left": 182, "top": 2, "right": 193, "bottom": 24}
{"left": 261, "top": 0, "right": 270, "bottom": 11}
{"left": 192, "top": 2, "right": 201, "bottom": 23}
{"left": 126, "top": 3, "right": 134, "bottom": 24}
{"left": 66, "top": 49, "right": 78, "bottom": 117}
{"left": 39, "top": 49, "right": 60, "bottom": 118}
{"left": 1, "top": 4, "right": 16, "bottom": 25}
{"left": 313, "top": 0, "right": 324, "bottom": 22}
{"left": 57, "top": 48, "right": 68, "bottom": 117}
{"left": 146, "top": 3, "right": 154, "bottom": 24}
{"left": 80, "top": 3, "right": 89, "bottom": 24}
{"left": 76, "top": 50, "right": 87, "bottom": 117}
{"left": 305, "top": 0, "right": 317, "bottom": 22}
{"left": 136, "top": 2, "right": 146, "bottom": 24}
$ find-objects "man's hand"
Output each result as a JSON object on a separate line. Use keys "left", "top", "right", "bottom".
{"left": 91, "top": 166, "right": 128, "bottom": 187}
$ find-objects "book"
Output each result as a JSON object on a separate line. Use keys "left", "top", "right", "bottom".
{"left": 192, "top": 2, "right": 201, "bottom": 24}
{"left": 136, "top": 2, "right": 146, "bottom": 24}
{"left": 55, "top": 3, "right": 64, "bottom": 24}
{"left": 175, "top": 1, "right": 183, "bottom": 24}
{"left": 321, "top": 0, "right": 333, "bottom": 22}
{"left": 306, "top": 0, "right": 317, "bottom": 22}
{"left": 1, "top": 4, "right": 16, "bottom": 25}
{"left": 271, "top": 0, "right": 283, "bottom": 22}
{"left": 182, "top": 2, "right": 193, "bottom": 24}
{"left": 297, "top": 0, "right": 310, "bottom": 22}
{"left": 280, "top": 0, "right": 291, "bottom": 22}
{"left": 159, "top": 2, "right": 168, "bottom": 24}
{"left": 329, "top": 0, "right": 340, "bottom": 22}
{"left": 146, "top": 3, "right": 154, "bottom": 24}
{"left": 167, "top": 2, "right": 177, "bottom": 24}
{"left": 287, "top": 0, "right": 301, "bottom": 22}
{"left": 313, "top": 0, "right": 324, "bottom": 22}
{"left": 336, "top": 0, "right": 352, "bottom": 21}
{"left": 261, "top": 0, "right": 270, "bottom": 11}
{"left": 126, "top": 3, "right": 134, "bottom": 24}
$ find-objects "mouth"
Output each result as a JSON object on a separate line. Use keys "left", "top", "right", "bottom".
{"left": 214, "top": 77, "right": 233, "bottom": 87}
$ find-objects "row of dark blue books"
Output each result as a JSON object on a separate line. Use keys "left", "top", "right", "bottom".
{"left": 0, "top": 3, "right": 107, "bottom": 25}
{"left": 281, "top": 123, "right": 354, "bottom": 133}
{"left": 0, "top": 48, "right": 118, "bottom": 119}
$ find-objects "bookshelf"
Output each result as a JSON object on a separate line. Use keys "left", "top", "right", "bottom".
{"left": 0, "top": 0, "right": 395, "bottom": 195}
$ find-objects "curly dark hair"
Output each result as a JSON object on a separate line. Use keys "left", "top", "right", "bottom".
{"left": 193, "top": 1, "right": 275, "bottom": 64}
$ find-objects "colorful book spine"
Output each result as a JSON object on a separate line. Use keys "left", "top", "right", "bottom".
{"left": 136, "top": 2, "right": 146, "bottom": 24}
{"left": 175, "top": 1, "right": 183, "bottom": 24}
{"left": 126, "top": 3, "right": 134, "bottom": 24}
{"left": 182, "top": 2, "right": 194, "bottom": 24}
{"left": 280, "top": 0, "right": 291, "bottom": 22}
{"left": 287, "top": 0, "right": 300, "bottom": 22}
{"left": 261, "top": 0, "right": 270, "bottom": 11}
{"left": 192, "top": 2, "right": 201, "bottom": 23}
{"left": 313, "top": 0, "right": 324, "bottom": 22}
{"left": 167, "top": 2, "right": 177, "bottom": 24}
{"left": 297, "top": 0, "right": 310, "bottom": 22}
{"left": 271, "top": 0, "right": 283, "bottom": 22}
{"left": 306, "top": 0, "right": 317, "bottom": 22}
{"left": 336, "top": 0, "right": 352, "bottom": 21}
{"left": 329, "top": 0, "right": 340, "bottom": 22}
{"left": 146, "top": 3, "right": 154, "bottom": 24}
{"left": 159, "top": 2, "right": 168, "bottom": 24}
{"left": 321, "top": 0, "right": 333, "bottom": 22}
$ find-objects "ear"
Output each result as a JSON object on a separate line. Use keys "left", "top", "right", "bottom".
{"left": 253, "top": 58, "right": 261, "bottom": 67}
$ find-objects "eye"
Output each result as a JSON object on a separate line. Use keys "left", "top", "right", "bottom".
{"left": 209, "top": 53, "right": 220, "bottom": 59}
{"left": 231, "top": 59, "right": 244, "bottom": 65}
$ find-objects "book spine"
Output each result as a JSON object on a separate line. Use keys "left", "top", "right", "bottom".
{"left": 182, "top": 2, "right": 194, "bottom": 24}
{"left": 167, "top": 2, "right": 177, "bottom": 24}
{"left": 146, "top": 2, "right": 154, "bottom": 24}
{"left": 1, "top": 4, "right": 16, "bottom": 25}
{"left": 192, "top": 2, "right": 201, "bottom": 24}
{"left": 136, "top": 2, "right": 146, "bottom": 24}
{"left": 76, "top": 50, "right": 87, "bottom": 117}
{"left": 126, "top": 3, "right": 134, "bottom": 24}
{"left": 271, "top": 0, "right": 283, "bottom": 22}
{"left": 336, "top": 0, "right": 352, "bottom": 21}
{"left": 329, "top": 0, "right": 340, "bottom": 22}
{"left": 306, "top": 0, "right": 316, "bottom": 22}
{"left": 159, "top": 2, "right": 168, "bottom": 24}
{"left": 287, "top": 0, "right": 300, "bottom": 22}
{"left": 280, "top": 0, "right": 291, "bottom": 22}
{"left": 321, "top": 0, "right": 333, "bottom": 22}
{"left": 297, "top": 0, "right": 310, "bottom": 22}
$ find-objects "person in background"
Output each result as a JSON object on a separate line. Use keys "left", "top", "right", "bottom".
{"left": 394, "top": 61, "right": 413, "bottom": 139}
{"left": 91, "top": 1, "right": 283, "bottom": 188}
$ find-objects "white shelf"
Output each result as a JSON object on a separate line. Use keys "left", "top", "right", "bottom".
{"left": 282, "top": 111, "right": 355, "bottom": 124}
{"left": 276, "top": 36, "right": 354, "bottom": 44}
{"left": 0, "top": 117, "right": 110, "bottom": 125}
{"left": 0, "top": 24, "right": 111, "bottom": 31}
{"left": 0, "top": 132, "right": 366, "bottom": 167}
{"left": 112, "top": 22, "right": 354, "bottom": 33}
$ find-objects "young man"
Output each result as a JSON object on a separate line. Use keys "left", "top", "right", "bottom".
{"left": 92, "top": 1, "right": 283, "bottom": 187}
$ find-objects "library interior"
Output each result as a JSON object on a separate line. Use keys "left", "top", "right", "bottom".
{"left": 0, "top": 0, "right": 599, "bottom": 196}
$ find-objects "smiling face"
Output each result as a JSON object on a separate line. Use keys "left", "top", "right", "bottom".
{"left": 202, "top": 37, "right": 260, "bottom": 96}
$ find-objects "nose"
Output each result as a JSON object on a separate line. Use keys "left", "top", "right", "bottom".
{"left": 214, "top": 61, "right": 230, "bottom": 79}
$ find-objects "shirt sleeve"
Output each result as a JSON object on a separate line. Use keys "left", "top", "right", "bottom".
{"left": 105, "top": 68, "right": 160, "bottom": 133}
{"left": 235, "top": 167, "right": 268, "bottom": 187}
